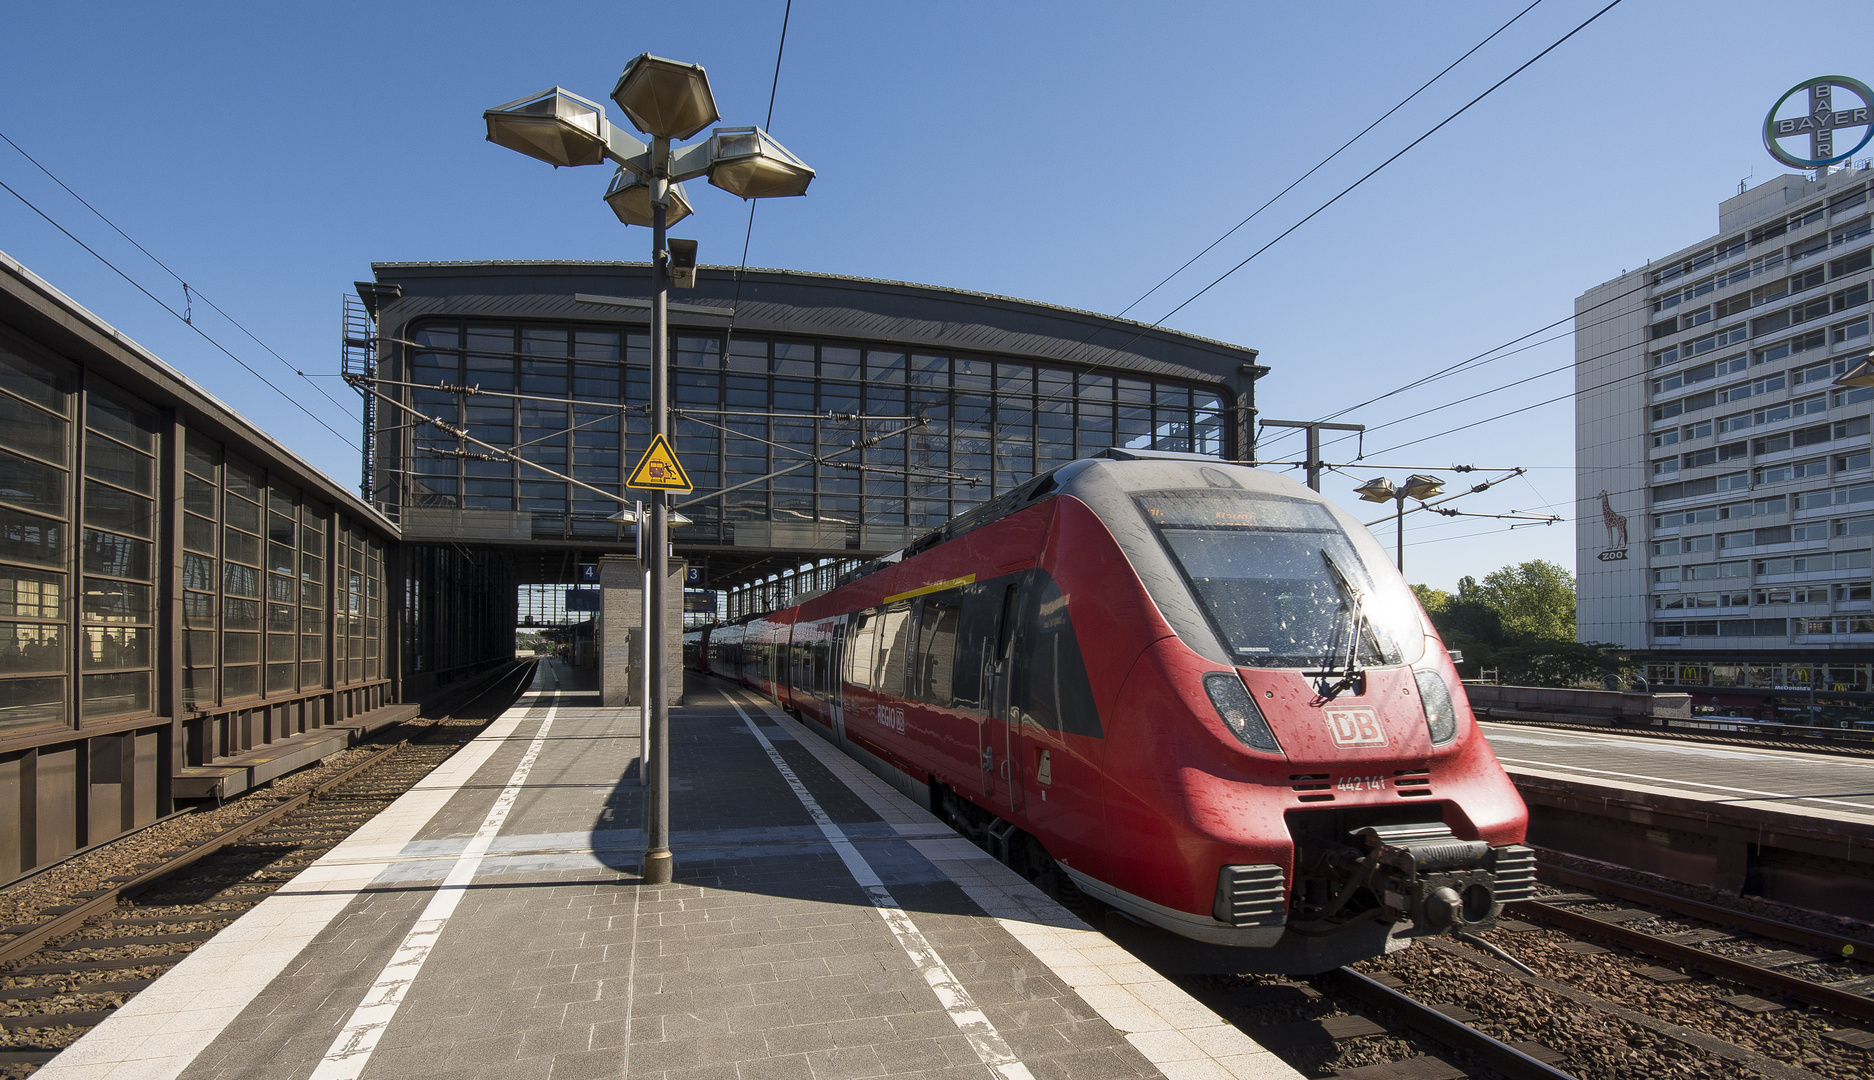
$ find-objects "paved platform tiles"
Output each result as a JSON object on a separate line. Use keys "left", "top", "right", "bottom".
{"left": 1480, "top": 720, "right": 1874, "bottom": 824}
{"left": 40, "top": 662, "right": 1297, "bottom": 1080}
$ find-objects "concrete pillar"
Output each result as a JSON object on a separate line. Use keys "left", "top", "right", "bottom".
{"left": 599, "top": 554, "right": 639, "bottom": 708}
{"left": 663, "top": 559, "right": 687, "bottom": 706}
{"left": 600, "top": 554, "right": 688, "bottom": 707}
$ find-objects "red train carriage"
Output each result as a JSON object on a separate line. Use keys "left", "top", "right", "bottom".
{"left": 713, "top": 450, "right": 1533, "bottom": 973}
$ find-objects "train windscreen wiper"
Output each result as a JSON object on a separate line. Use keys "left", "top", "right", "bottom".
{"left": 1319, "top": 549, "right": 1367, "bottom": 699}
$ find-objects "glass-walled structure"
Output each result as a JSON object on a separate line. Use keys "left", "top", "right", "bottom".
{"left": 1, "top": 251, "right": 403, "bottom": 878}
{"left": 361, "top": 263, "right": 1264, "bottom": 595}
{"left": 393, "top": 325, "right": 1228, "bottom": 551}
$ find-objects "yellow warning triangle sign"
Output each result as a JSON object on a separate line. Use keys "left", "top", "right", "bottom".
{"left": 626, "top": 433, "right": 693, "bottom": 492}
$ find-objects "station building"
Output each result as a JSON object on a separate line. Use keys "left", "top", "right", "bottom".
{"left": 1575, "top": 166, "right": 1874, "bottom": 720}
{"left": 0, "top": 251, "right": 490, "bottom": 881}
{"left": 352, "top": 261, "right": 1265, "bottom": 699}
{"left": 0, "top": 252, "right": 1266, "bottom": 878}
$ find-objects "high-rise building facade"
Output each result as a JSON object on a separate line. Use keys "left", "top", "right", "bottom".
{"left": 1576, "top": 167, "right": 1874, "bottom": 719}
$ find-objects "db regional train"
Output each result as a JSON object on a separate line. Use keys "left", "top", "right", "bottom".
{"left": 688, "top": 449, "right": 1534, "bottom": 973}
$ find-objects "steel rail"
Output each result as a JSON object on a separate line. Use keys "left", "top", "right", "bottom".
{"left": 0, "top": 742, "right": 407, "bottom": 969}
{"left": 1509, "top": 899, "right": 1874, "bottom": 1023}
{"left": 1536, "top": 863, "right": 1873, "bottom": 957}
{"left": 1331, "top": 966, "right": 1581, "bottom": 1080}
{"left": 0, "top": 660, "right": 532, "bottom": 967}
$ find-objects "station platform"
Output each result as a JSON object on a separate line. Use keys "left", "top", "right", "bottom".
{"left": 1480, "top": 720, "right": 1874, "bottom": 824}
{"left": 1480, "top": 720, "right": 1874, "bottom": 919}
{"left": 40, "top": 660, "right": 1297, "bottom": 1080}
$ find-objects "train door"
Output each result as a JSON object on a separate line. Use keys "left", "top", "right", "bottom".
{"left": 829, "top": 618, "right": 847, "bottom": 747}
{"left": 987, "top": 576, "right": 1027, "bottom": 814}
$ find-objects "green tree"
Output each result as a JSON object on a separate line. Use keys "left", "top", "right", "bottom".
{"left": 1466, "top": 560, "right": 1576, "bottom": 641}
{"left": 1416, "top": 559, "right": 1628, "bottom": 688}
{"left": 1410, "top": 583, "right": 1451, "bottom": 614}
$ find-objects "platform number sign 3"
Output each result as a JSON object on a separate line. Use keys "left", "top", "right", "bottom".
{"left": 1325, "top": 706, "right": 1387, "bottom": 748}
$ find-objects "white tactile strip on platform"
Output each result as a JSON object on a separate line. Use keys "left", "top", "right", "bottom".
{"left": 726, "top": 688, "right": 1303, "bottom": 1080}
{"left": 33, "top": 683, "right": 571, "bottom": 1080}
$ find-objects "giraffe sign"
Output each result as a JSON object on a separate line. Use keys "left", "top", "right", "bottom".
{"left": 1596, "top": 490, "right": 1629, "bottom": 562}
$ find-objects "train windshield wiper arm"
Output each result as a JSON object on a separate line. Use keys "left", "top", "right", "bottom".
{"left": 1320, "top": 550, "right": 1367, "bottom": 699}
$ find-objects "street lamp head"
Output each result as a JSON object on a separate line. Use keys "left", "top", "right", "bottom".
{"left": 1354, "top": 477, "right": 1396, "bottom": 503}
{"left": 602, "top": 168, "right": 694, "bottom": 227}
{"left": 483, "top": 87, "right": 612, "bottom": 168}
{"left": 1401, "top": 474, "right": 1446, "bottom": 502}
{"left": 705, "top": 127, "right": 815, "bottom": 199}
{"left": 612, "top": 55, "right": 720, "bottom": 140}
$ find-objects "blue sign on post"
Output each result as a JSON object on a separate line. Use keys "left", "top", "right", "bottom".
{"left": 686, "top": 565, "right": 705, "bottom": 585}
{"left": 565, "top": 590, "right": 601, "bottom": 612}
{"left": 577, "top": 564, "right": 599, "bottom": 583}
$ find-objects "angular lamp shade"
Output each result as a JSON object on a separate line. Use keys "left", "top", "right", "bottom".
{"left": 1354, "top": 478, "right": 1396, "bottom": 503}
{"left": 612, "top": 55, "right": 720, "bottom": 140}
{"left": 1401, "top": 474, "right": 1445, "bottom": 501}
{"left": 484, "top": 88, "right": 611, "bottom": 168}
{"left": 602, "top": 167, "right": 693, "bottom": 228}
{"left": 706, "top": 127, "right": 815, "bottom": 199}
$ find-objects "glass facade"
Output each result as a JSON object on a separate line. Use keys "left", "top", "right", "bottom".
{"left": 1635, "top": 175, "right": 1874, "bottom": 650}
{"left": 0, "top": 326, "right": 393, "bottom": 738}
{"left": 392, "top": 323, "right": 1229, "bottom": 557}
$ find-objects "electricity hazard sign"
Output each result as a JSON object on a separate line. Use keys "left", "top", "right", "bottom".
{"left": 626, "top": 433, "right": 693, "bottom": 492}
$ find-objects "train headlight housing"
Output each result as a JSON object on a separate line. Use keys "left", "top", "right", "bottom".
{"left": 1204, "top": 672, "right": 1281, "bottom": 754}
{"left": 1414, "top": 669, "right": 1459, "bottom": 745}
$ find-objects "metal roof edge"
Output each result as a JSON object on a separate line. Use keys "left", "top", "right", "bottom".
{"left": 0, "top": 247, "right": 395, "bottom": 533}
{"left": 367, "top": 260, "right": 1257, "bottom": 358}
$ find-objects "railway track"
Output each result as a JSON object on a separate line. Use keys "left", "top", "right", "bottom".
{"left": 0, "top": 661, "right": 535, "bottom": 1075}
{"left": 1190, "top": 862, "right": 1874, "bottom": 1080}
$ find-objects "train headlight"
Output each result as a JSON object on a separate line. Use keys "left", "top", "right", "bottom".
{"left": 1204, "top": 672, "right": 1282, "bottom": 754}
{"left": 1414, "top": 669, "right": 1459, "bottom": 745}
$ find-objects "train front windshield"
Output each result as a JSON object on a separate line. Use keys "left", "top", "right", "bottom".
{"left": 1135, "top": 490, "right": 1419, "bottom": 669}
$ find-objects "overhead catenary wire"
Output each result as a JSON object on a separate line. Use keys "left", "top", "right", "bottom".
{"left": 1081, "top": 0, "right": 1627, "bottom": 365}
{"left": 1017, "top": 0, "right": 1629, "bottom": 436}
{"left": 0, "top": 176, "right": 360, "bottom": 449}
{"left": 1256, "top": 271, "right": 1660, "bottom": 454}
{"left": 0, "top": 129, "right": 357, "bottom": 419}
{"left": 1094, "top": 0, "right": 1546, "bottom": 326}
{"left": 725, "top": 0, "right": 795, "bottom": 342}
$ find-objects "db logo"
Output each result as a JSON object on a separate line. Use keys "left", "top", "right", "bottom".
{"left": 877, "top": 704, "right": 905, "bottom": 733}
{"left": 1325, "top": 706, "right": 1387, "bottom": 748}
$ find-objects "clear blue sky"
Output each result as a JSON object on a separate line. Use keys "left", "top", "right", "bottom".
{"left": 3, "top": 1, "right": 1866, "bottom": 591}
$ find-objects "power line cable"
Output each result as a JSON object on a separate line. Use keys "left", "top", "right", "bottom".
{"left": 0, "top": 177, "right": 361, "bottom": 448}
{"left": 1099, "top": 0, "right": 1627, "bottom": 356}
{"left": 1097, "top": 0, "right": 1545, "bottom": 324}
{"left": 726, "top": 0, "right": 794, "bottom": 341}
{"left": 1024, "top": 0, "right": 1627, "bottom": 440}
{"left": 0, "top": 129, "right": 357, "bottom": 418}
{"left": 1258, "top": 272, "right": 1661, "bottom": 452}
{"left": 1265, "top": 256, "right": 1773, "bottom": 462}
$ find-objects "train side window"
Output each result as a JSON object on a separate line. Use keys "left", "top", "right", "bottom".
{"left": 1009, "top": 573, "right": 1102, "bottom": 738}
{"left": 875, "top": 601, "right": 913, "bottom": 697}
{"left": 844, "top": 610, "right": 877, "bottom": 690}
{"left": 911, "top": 591, "right": 962, "bottom": 707}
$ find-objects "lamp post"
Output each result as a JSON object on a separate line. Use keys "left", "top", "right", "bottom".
{"left": 1355, "top": 474, "right": 1445, "bottom": 572}
{"left": 607, "top": 503, "right": 690, "bottom": 788}
{"left": 487, "top": 56, "right": 815, "bottom": 886}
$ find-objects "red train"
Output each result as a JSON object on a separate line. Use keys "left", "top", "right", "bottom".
{"left": 694, "top": 450, "right": 1533, "bottom": 973}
